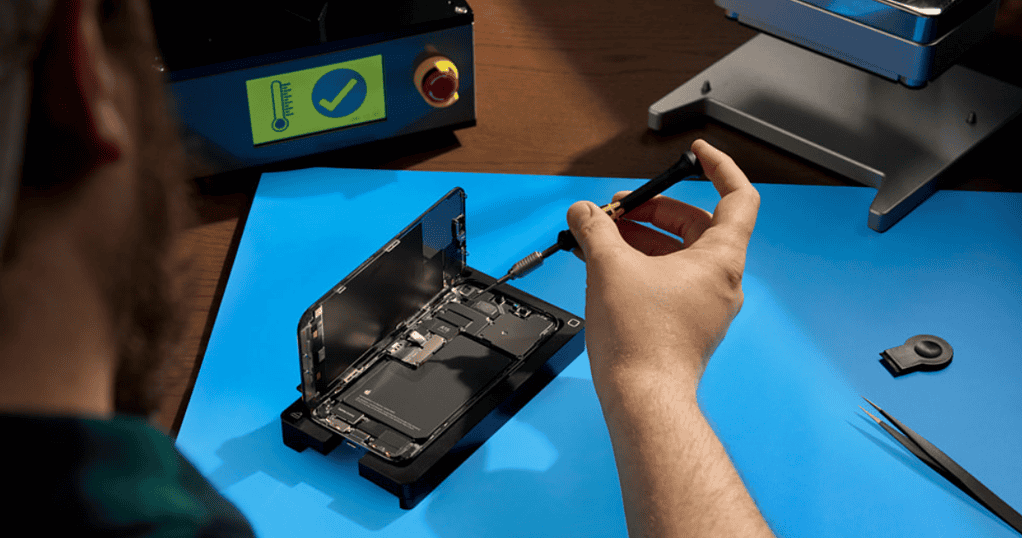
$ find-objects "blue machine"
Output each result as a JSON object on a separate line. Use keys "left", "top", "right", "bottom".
{"left": 151, "top": 0, "right": 476, "bottom": 174}
{"left": 650, "top": 0, "right": 1022, "bottom": 232}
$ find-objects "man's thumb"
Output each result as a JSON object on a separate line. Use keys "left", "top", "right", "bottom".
{"left": 566, "top": 201, "right": 624, "bottom": 261}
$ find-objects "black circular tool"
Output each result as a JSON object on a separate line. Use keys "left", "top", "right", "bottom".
{"left": 879, "top": 334, "right": 953, "bottom": 377}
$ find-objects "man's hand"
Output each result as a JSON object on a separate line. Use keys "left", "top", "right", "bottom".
{"left": 567, "top": 139, "right": 760, "bottom": 399}
{"left": 566, "top": 139, "right": 773, "bottom": 538}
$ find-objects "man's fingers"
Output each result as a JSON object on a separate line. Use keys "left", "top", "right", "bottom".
{"left": 691, "top": 139, "right": 760, "bottom": 247}
{"left": 566, "top": 200, "right": 628, "bottom": 262}
{"left": 611, "top": 191, "right": 713, "bottom": 245}
{"left": 597, "top": 139, "right": 760, "bottom": 260}
{"left": 617, "top": 220, "right": 684, "bottom": 256}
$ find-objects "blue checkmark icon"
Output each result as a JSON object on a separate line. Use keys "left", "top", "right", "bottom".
{"left": 312, "top": 69, "right": 368, "bottom": 118}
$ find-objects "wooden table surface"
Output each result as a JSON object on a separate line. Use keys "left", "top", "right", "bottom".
{"left": 155, "top": 0, "right": 1022, "bottom": 435}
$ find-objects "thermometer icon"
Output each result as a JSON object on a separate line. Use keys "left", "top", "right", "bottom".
{"left": 270, "top": 80, "right": 293, "bottom": 132}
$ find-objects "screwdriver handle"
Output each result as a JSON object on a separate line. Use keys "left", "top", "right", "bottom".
{"left": 616, "top": 150, "right": 700, "bottom": 215}
{"left": 557, "top": 150, "right": 702, "bottom": 252}
{"left": 555, "top": 230, "right": 580, "bottom": 253}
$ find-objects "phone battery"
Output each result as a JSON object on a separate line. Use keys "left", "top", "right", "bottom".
{"left": 343, "top": 337, "right": 511, "bottom": 440}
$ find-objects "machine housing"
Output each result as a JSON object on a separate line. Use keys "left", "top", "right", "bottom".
{"left": 151, "top": 0, "right": 476, "bottom": 173}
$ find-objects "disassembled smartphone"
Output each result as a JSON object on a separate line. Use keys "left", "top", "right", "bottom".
{"left": 281, "top": 187, "right": 585, "bottom": 509}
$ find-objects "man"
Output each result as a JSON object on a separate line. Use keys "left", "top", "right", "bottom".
{"left": 0, "top": 0, "right": 772, "bottom": 536}
{"left": 0, "top": 0, "right": 253, "bottom": 534}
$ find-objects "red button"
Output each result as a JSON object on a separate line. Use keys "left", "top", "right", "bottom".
{"left": 423, "top": 68, "right": 457, "bottom": 102}
{"left": 415, "top": 56, "right": 460, "bottom": 107}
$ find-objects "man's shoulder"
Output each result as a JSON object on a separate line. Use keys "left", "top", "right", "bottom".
{"left": 0, "top": 414, "right": 255, "bottom": 537}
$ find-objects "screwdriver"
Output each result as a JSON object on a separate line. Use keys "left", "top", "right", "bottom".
{"left": 479, "top": 150, "right": 703, "bottom": 295}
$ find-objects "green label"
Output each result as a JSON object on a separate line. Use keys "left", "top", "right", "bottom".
{"left": 246, "top": 55, "right": 386, "bottom": 145}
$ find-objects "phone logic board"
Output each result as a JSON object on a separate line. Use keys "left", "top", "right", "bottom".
{"left": 308, "top": 284, "right": 557, "bottom": 461}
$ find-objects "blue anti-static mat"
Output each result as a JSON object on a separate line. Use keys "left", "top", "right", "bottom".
{"left": 176, "top": 168, "right": 1022, "bottom": 538}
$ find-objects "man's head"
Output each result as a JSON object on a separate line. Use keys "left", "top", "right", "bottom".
{"left": 0, "top": 0, "right": 190, "bottom": 417}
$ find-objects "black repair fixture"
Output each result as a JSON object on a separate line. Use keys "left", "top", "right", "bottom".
{"left": 280, "top": 188, "right": 585, "bottom": 509}
{"left": 151, "top": 0, "right": 475, "bottom": 173}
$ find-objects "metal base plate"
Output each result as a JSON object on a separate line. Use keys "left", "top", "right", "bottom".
{"left": 649, "top": 34, "right": 1022, "bottom": 232}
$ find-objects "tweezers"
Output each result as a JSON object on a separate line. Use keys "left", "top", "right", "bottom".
{"left": 860, "top": 397, "right": 1022, "bottom": 535}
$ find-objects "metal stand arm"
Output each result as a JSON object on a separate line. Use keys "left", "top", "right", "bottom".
{"left": 650, "top": 34, "right": 1022, "bottom": 232}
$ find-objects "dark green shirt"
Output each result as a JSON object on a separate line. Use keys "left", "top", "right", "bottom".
{"left": 2, "top": 414, "right": 255, "bottom": 537}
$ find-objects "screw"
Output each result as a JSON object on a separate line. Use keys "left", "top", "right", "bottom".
{"left": 701, "top": 81, "right": 712, "bottom": 94}
{"left": 966, "top": 111, "right": 977, "bottom": 125}
{"left": 455, "top": 6, "right": 468, "bottom": 14}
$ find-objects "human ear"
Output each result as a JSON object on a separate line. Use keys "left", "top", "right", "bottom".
{"left": 39, "top": 0, "right": 127, "bottom": 168}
